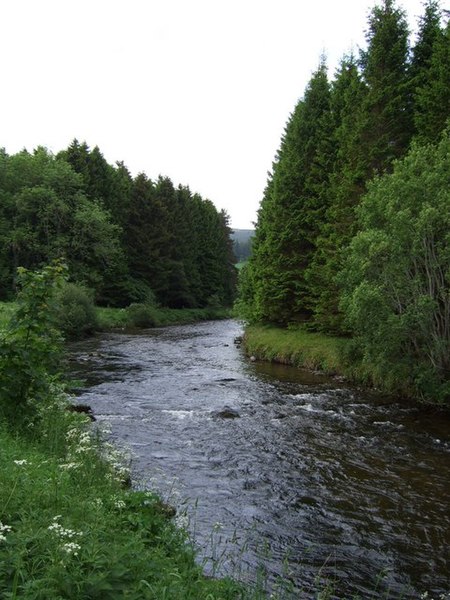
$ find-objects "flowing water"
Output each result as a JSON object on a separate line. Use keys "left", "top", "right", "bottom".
{"left": 68, "top": 319, "right": 450, "bottom": 599}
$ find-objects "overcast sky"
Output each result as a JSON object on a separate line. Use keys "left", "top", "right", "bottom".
{"left": 1, "top": 0, "right": 425, "bottom": 229}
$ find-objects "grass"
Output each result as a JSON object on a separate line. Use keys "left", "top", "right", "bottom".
{"left": 243, "top": 323, "right": 350, "bottom": 375}
{"left": 0, "top": 396, "right": 249, "bottom": 599}
{"left": 0, "top": 301, "right": 231, "bottom": 335}
{"left": 96, "top": 305, "right": 231, "bottom": 331}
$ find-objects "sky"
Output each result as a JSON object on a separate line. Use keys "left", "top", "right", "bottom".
{"left": 0, "top": 0, "right": 426, "bottom": 229}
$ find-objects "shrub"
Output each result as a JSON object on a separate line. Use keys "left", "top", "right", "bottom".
{"left": 0, "top": 262, "right": 66, "bottom": 429}
{"left": 54, "top": 282, "right": 98, "bottom": 339}
{"left": 340, "top": 132, "right": 450, "bottom": 404}
{"left": 126, "top": 303, "right": 158, "bottom": 328}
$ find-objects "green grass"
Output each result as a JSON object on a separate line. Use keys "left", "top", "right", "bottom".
{"left": 1, "top": 302, "right": 231, "bottom": 335}
{"left": 0, "top": 394, "right": 249, "bottom": 599}
{"left": 96, "top": 305, "right": 231, "bottom": 331}
{"left": 243, "top": 324, "right": 350, "bottom": 375}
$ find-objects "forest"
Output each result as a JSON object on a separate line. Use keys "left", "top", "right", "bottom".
{"left": 0, "top": 141, "right": 237, "bottom": 310}
{"left": 236, "top": 0, "right": 450, "bottom": 404}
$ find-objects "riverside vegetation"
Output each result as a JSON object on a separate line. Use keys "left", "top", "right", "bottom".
{"left": 0, "top": 263, "right": 257, "bottom": 599}
{"left": 236, "top": 0, "right": 450, "bottom": 406}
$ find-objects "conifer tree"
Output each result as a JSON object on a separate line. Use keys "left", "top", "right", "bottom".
{"left": 248, "top": 61, "right": 334, "bottom": 324}
{"left": 414, "top": 18, "right": 450, "bottom": 143}
{"left": 306, "top": 56, "right": 367, "bottom": 332}
{"left": 358, "top": 0, "right": 412, "bottom": 174}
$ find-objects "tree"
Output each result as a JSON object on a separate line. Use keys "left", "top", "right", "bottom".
{"left": 306, "top": 56, "right": 367, "bottom": 332}
{"left": 247, "top": 61, "right": 334, "bottom": 324}
{"left": 358, "top": 0, "right": 413, "bottom": 175}
{"left": 340, "top": 131, "right": 450, "bottom": 403}
{"left": 414, "top": 17, "right": 450, "bottom": 143}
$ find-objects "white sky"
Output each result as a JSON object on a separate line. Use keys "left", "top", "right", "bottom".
{"left": 0, "top": 0, "right": 425, "bottom": 229}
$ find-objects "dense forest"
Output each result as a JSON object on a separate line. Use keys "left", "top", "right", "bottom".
{"left": 237, "top": 0, "right": 450, "bottom": 403}
{"left": 0, "top": 141, "right": 237, "bottom": 309}
{"left": 231, "top": 229, "right": 254, "bottom": 263}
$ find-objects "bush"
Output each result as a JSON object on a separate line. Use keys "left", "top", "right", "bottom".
{"left": 126, "top": 303, "right": 158, "bottom": 328}
{"left": 0, "top": 263, "right": 66, "bottom": 429}
{"left": 54, "top": 283, "right": 98, "bottom": 339}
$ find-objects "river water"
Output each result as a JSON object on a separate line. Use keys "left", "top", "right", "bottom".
{"left": 68, "top": 319, "right": 450, "bottom": 599}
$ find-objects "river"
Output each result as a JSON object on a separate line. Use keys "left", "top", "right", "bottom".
{"left": 68, "top": 319, "right": 450, "bottom": 599}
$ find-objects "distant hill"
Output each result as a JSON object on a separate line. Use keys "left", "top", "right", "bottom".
{"left": 231, "top": 229, "right": 254, "bottom": 262}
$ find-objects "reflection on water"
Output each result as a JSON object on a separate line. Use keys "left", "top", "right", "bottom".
{"left": 68, "top": 320, "right": 450, "bottom": 599}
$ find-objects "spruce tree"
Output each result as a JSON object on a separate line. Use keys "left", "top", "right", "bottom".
{"left": 248, "top": 61, "right": 334, "bottom": 324}
{"left": 306, "top": 56, "right": 367, "bottom": 332}
{"left": 414, "top": 18, "right": 450, "bottom": 143}
{"left": 358, "top": 0, "right": 413, "bottom": 174}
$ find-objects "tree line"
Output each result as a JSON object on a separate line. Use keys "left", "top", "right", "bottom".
{"left": 0, "top": 141, "right": 237, "bottom": 308}
{"left": 237, "top": 0, "right": 449, "bottom": 403}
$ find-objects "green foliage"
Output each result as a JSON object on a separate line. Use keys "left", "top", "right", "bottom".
{"left": 126, "top": 303, "right": 158, "bottom": 328}
{"left": 340, "top": 132, "right": 450, "bottom": 403}
{"left": 54, "top": 282, "right": 98, "bottom": 339}
{"left": 414, "top": 18, "right": 450, "bottom": 143}
{"left": 247, "top": 61, "right": 334, "bottom": 325}
{"left": 0, "top": 140, "right": 236, "bottom": 310}
{"left": 358, "top": 0, "right": 413, "bottom": 173}
{"left": 0, "top": 262, "right": 66, "bottom": 429}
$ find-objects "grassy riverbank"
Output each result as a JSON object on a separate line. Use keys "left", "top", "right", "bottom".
{"left": 0, "top": 301, "right": 231, "bottom": 335}
{"left": 96, "top": 305, "right": 231, "bottom": 330}
{"left": 243, "top": 324, "right": 350, "bottom": 376}
{"left": 0, "top": 281, "right": 253, "bottom": 599}
{"left": 0, "top": 405, "right": 248, "bottom": 599}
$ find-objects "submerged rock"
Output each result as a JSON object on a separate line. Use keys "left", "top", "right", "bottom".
{"left": 211, "top": 406, "right": 240, "bottom": 419}
{"left": 67, "top": 403, "right": 96, "bottom": 421}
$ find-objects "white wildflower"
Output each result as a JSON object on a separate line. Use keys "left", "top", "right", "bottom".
{"left": 114, "top": 499, "right": 126, "bottom": 510}
{"left": 48, "top": 519, "right": 82, "bottom": 542}
{"left": 175, "top": 514, "right": 189, "bottom": 530}
{"left": 62, "top": 542, "right": 81, "bottom": 556}
{"left": 60, "top": 462, "right": 80, "bottom": 471}
{"left": 0, "top": 522, "right": 12, "bottom": 543}
{"left": 13, "top": 459, "right": 28, "bottom": 466}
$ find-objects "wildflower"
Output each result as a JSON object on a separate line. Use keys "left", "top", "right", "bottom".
{"left": 175, "top": 514, "right": 189, "bottom": 529}
{"left": 0, "top": 522, "right": 12, "bottom": 543}
{"left": 62, "top": 542, "right": 81, "bottom": 556}
{"left": 13, "top": 459, "right": 28, "bottom": 466}
{"left": 114, "top": 499, "right": 126, "bottom": 510}
{"left": 60, "top": 462, "right": 80, "bottom": 471}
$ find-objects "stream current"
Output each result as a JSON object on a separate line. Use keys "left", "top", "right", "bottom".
{"left": 68, "top": 319, "right": 450, "bottom": 598}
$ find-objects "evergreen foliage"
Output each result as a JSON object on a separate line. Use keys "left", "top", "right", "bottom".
{"left": 248, "top": 60, "right": 334, "bottom": 325}
{"left": 237, "top": 0, "right": 450, "bottom": 403}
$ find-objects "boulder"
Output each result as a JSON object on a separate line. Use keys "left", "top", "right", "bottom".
{"left": 211, "top": 406, "right": 240, "bottom": 419}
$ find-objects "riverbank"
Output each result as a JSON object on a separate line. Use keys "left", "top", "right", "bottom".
{"left": 0, "top": 297, "right": 254, "bottom": 599}
{"left": 0, "top": 301, "right": 231, "bottom": 336}
{"left": 243, "top": 324, "right": 350, "bottom": 376}
{"left": 96, "top": 305, "right": 231, "bottom": 331}
{"left": 0, "top": 408, "right": 247, "bottom": 599}
{"left": 242, "top": 323, "right": 398, "bottom": 397}
{"left": 243, "top": 324, "right": 450, "bottom": 407}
